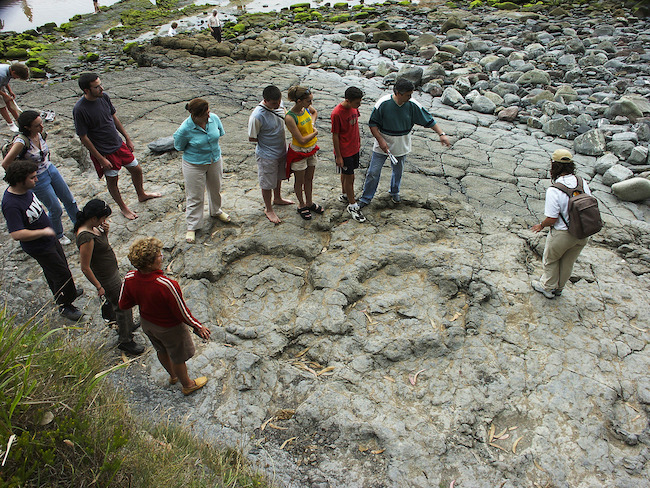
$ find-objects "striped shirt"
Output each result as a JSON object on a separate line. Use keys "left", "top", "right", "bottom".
{"left": 119, "top": 269, "right": 203, "bottom": 330}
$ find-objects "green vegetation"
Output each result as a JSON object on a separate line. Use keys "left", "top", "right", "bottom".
{"left": 0, "top": 307, "right": 268, "bottom": 487}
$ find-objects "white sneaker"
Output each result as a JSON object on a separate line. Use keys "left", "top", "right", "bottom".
{"left": 8, "top": 122, "right": 19, "bottom": 133}
{"left": 59, "top": 235, "right": 72, "bottom": 245}
{"left": 338, "top": 194, "right": 349, "bottom": 204}
{"left": 347, "top": 204, "right": 367, "bottom": 223}
{"left": 531, "top": 280, "right": 555, "bottom": 299}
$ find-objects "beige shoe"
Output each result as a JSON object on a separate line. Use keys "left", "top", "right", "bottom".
{"left": 215, "top": 211, "right": 230, "bottom": 223}
{"left": 185, "top": 230, "right": 196, "bottom": 243}
{"left": 182, "top": 376, "right": 207, "bottom": 395}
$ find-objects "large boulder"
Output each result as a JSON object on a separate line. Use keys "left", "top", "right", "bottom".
{"left": 628, "top": 146, "right": 649, "bottom": 165}
{"left": 594, "top": 153, "right": 619, "bottom": 175}
{"left": 543, "top": 116, "right": 574, "bottom": 137}
{"left": 441, "top": 87, "right": 466, "bottom": 108}
{"left": 574, "top": 129, "right": 606, "bottom": 156}
{"left": 606, "top": 141, "right": 635, "bottom": 160}
{"left": 472, "top": 95, "right": 496, "bottom": 114}
{"left": 611, "top": 177, "right": 650, "bottom": 202}
{"left": 602, "top": 164, "right": 634, "bottom": 186}
{"left": 397, "top": 66, "right": 423, "bottom": 86}
{"left": 605, "top": 96, "right": 648, "bottom": 121}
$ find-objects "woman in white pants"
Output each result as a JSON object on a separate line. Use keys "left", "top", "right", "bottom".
{"left": 173, "top": 98, "right": 230, "bottom": 243}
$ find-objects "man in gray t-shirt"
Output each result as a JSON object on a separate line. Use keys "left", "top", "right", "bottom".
{"left": 248, "top": 85, "right": 293, "bottom": 224}
{"left": 73, "top": 72, "right": 160, "bottom": 220}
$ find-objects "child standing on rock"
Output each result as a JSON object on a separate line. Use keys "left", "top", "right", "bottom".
{"left": 285, "top": 86, "right": 321, "bottom": 220}
{"left": 331, "top": 86, "right": 365, "bottom": 223}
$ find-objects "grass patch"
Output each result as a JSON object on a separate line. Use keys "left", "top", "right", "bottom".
{"left": 0, "top": 306, "right": 269, "bottom": 487}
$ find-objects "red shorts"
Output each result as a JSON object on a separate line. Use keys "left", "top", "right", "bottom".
{"left": 90, "top": 142, "right": 136, "bottom": 178}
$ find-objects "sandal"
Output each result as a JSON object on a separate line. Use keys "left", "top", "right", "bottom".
{"left": 309, "top": 203, "right": 325, "bottom": 214}
{"left": 297, "top": 206, "right": 312, "bottom": 220}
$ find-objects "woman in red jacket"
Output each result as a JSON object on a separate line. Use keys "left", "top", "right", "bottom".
{"left": 119, "top": 237, "right": 211, "bottom": 395}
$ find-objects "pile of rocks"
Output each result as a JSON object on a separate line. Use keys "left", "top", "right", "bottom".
{"left": 130, "top": 2, "right": 650, "bottom": 201}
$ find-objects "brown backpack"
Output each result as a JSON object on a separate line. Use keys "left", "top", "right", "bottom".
{"left": 552, "top": 176, "right": 603, "bottom": 239}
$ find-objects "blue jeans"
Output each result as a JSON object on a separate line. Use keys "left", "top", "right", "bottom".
{"left": 358, "top": 151, "right": 406, "bottom": 206}
{"left": 34, "top": 164, "right": 78, "bottom": 239}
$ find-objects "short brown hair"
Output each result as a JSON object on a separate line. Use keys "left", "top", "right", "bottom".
{"left": 128, "top": 237, "right": 163, "bottom": 271}
{"left": 9, "top": 63, "right": 29, "bottom": 80}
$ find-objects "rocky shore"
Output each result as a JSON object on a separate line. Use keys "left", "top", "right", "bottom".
{"left": 1, "top": 1, "right": 650, "bottom": 487}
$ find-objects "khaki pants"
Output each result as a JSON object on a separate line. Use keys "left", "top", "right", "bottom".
{"left": 541, "top": 227, "right": 588, "bottom": 291}
{"left": 182, "top": 158, "right": 222, "bottom": 231}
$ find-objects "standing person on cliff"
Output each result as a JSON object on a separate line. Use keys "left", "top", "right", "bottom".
{"left": 73, "top": 73, "right": 161, "bottom": 220}
{"left": 248, "top": 85, "right": 294, "bottom": 224}
{"left": 0, "top": 62, "right": 29, "bottom": 132}
{"left": 207, "top": 10, "right": 221, "bottom": 42}
{"left": 530, "top": 149, "right": 594, "bottom": 299}
{"left": 331, "top": 86, "right": 365, "bottom": 223}
{"left": 285, "top": 85, "right": 321, "bottom": 220}
{"left": 357, "top": 78, "right": 451, "bottom": 208}
{"left": 119, "top": 237, "right": 211, "bottom": 395}
{"left": 1, "top": 160, "right": 84, "bottom": 322}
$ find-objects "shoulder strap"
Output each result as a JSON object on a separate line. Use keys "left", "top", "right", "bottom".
{"left": 286, "top": 110, "right": 299, "bottom": 124}
{"left": 13, "top": 134, "right": 29, "bottom": 159}
{"left": 260, "top": 104, "right": 285, "bottom": 121}
{"left": 551, "top": 181, "right": 572, "bottom": 197}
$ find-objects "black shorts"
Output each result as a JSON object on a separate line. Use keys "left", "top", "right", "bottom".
{"left": 336, "top": 152, "right": 360, "bottom": 175}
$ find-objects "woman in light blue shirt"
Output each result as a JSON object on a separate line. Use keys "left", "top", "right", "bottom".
{"left": 173, "top": 98, "right": 230, "bottom": 244}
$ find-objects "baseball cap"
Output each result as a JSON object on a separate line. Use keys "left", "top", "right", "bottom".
{"left": 551, "top": 149, "right": 573, "bottom": 162}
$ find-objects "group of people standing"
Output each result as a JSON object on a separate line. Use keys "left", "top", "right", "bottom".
{"left": 1, "top": 72, "right": 210, "bottom": 395}
{"left": 1, "top": 70, "right": 596, "bottom": 396}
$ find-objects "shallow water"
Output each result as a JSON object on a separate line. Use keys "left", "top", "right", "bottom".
{"left": 0, "top": 0, "right": 122, "bottom": 32}
{"left": 0, "top": 0, "right": 384, "bottom": 33}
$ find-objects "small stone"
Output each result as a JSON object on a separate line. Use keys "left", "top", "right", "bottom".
{"left": 148, "top": 136, "right": 175, "bottom": 153}
{"left": 498, "top": 106, "right": 519, "bottom": 121}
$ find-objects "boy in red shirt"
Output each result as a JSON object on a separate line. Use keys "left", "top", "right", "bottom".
{"left": 331, "top": 87, "right": 365, "bottom": 223}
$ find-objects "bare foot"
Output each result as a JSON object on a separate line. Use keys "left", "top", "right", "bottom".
{"left": 265, "top": 209, "right": 282, "bottom": 224}
{"left": 138, "top": 192, "right": 162, "bottom": 202}
{"left": 121, "top": 208, "right": 138, "bottom": 220}
{"left": 273, "top": 198, "right": 294, "bottom": 206}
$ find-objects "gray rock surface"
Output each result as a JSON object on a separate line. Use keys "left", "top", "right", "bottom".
{"left": 2, "top": 3, "right": 650, "bottom": 487}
